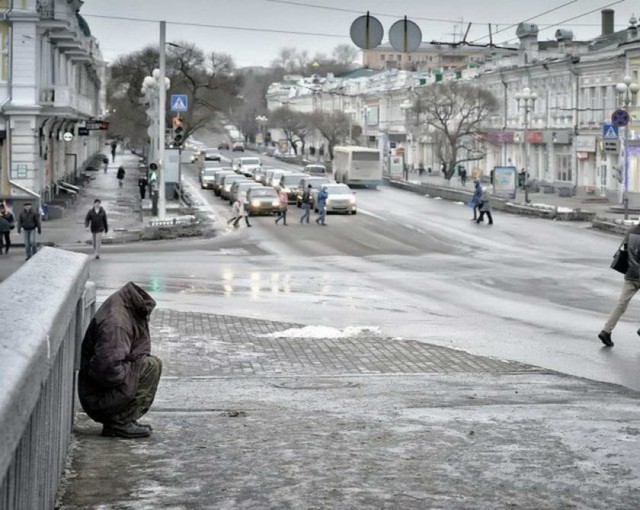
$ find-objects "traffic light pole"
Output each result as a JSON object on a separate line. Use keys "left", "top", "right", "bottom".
{"left": 158, "top": 20, "right": 167, "bottom": 220}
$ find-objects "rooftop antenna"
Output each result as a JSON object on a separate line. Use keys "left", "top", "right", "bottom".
{"left": 461, "top": 22, "right": 472, "bottom": 45}
{"left": 488, "top": 23, "right": 494, "bottom": 47}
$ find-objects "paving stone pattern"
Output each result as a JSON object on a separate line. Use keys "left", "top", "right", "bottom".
{"left": 151, "top": 309, "right": 541, "bottom": 378}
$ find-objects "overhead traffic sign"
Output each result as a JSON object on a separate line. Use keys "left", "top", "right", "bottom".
{"left": 389, "top": 17, "right": 422, "bottom": 53}
{"left": 171, "top": 94, "right": 188, "bottom": 112}
{"left": 602, "top": 123, "right": 619, "bottom": 139}
{"left": 350, "top": 13, "right": 384, "bottom": 50}
{"left": 611, "top": 109, "right": 630, "bottom": 127}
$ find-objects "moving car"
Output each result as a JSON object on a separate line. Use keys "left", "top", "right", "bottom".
{"left": 204, "top": 148, "right": 222, "bottom": 162}
{"left": 295, "top": 176, "right": 332, "bottom": 207}
{"left": 199, "top": 167, "right": 218, "bottom": 189}
{"left": 311, "top": 183, "right": 357, "bottom": 214}
{"left": 220, "top": 174, "right": 251, "bottom": 200}
{"left": 212, "top": 169, "right": 235, "bottom": 196}
{"left": 246, "top": 187, "right": 280, "bottom": 216}
{"left": 232, "top": 141, "right": 245, "bottom": 152}
{"left": 230, "top": 181, "right": 263, "bottom": 205}
{"left": 274, "top": 173, "right": 306, "bottom": 203}
{"left": 237, "top": 157, "right": 261, "bottom": 177}
{"left": 218, "top": 142, "right": 230, "bottom": 151}
{"left": 304, "top": 164, "right": 328, "bottom": 176}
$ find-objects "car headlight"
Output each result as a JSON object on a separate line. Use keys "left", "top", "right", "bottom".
{"left": 272, "top": 200, "right": 279, "bottom": 207}
{"left": 224, "top": 185, "right": 231, "bottom": 191}
{"left": 252, "top": 200, "right": 260, "bottom": 207}
{"left": 349, "top": 197, "right": 356, "bottom": 203}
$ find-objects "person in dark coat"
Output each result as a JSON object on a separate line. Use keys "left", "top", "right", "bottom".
{"left": 470, "top": 180, "right": 483, "bottom": 221}
{"left": 17, "top": 202, "right": 41, "bottom": 260}
{"left": 138, "top": 174, "right": 148, "bottom": 200}
{"left": 599, "top": 223, "right": 640, "bottom": 347}
{"left": 0, "top": 205, "right": 14, "bottom": 254}
{"left": 85, "top": 199, "right": 108, "bottom": 259}
{"left": 78, "top": 282, "right": 162, "bottom": 438}
{"left": 117, "top": 166, "right": 126, "bottom": 188}
{"left": 476, "top": 189, "right": 493, "bottom": 225}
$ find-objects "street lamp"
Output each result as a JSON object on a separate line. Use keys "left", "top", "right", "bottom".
{"left": 400, "top": 99, "right": 413, "bottom": 179}
{"left": 515, "top": 87, "right": 537, "bottom": 203}
{"left": 255, "top": 115, "right": 268, "bottom": 152}
{"left": 615, "top": 75, "right": 640, "bottom": 218}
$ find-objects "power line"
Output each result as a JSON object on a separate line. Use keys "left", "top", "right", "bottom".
{"left": 82, "top": 13, "right": 349, "bottom": 39}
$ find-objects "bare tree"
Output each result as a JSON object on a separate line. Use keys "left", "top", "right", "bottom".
{"left": 311, "top": 111, "right": 351, "bottom": 160}
{"left": 332, "top": 44, "right": 359, "bottom": 66}
{"left": 412, "top": 82, "right": 497, "bottom": 180}
{"left": 270, "top": 107, "right": 312, "bottom": 155}
{"left": 272, "top": 47, "right": 298, "bottom": 73}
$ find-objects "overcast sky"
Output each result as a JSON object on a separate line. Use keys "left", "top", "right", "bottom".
{"left": 83, "top": 0, "right": 637, "bottom": 68}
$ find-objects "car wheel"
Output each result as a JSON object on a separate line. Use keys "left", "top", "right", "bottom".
{"left": 352, "top": 210, "right": 357, "bottom": 215}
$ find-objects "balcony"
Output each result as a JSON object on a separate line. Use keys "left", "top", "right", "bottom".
{"left": 39, "top": 85, "right": 96, "bottom": 117}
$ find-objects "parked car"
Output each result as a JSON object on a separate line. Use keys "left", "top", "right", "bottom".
{"left": 221, "top": 174, "right": 251, "bottom": 200}
{"left": 238, "top": 157, "right": 261, "bottom": 177}
{"left": 212, "top": 169, "right": 235, "bottom": 196}
{"left": 274, "top": 173, "right": 306, "bottom": 203}
{"left": 304, "top": 164, "right": 328, "bottom": 176}
{"left": 232, "top": 141, "right": 245, "bottom": 152}
{"left": 311, "top": 183, "right": 357, "bottom": 214}
{"left": 246, "top": 187, "right": 280, "bottom": 216}
{"left": 204, "top": 148, "right": 222, "bottom": 161}
{"left": 230, "top": 181, "right": 263, "bottom": 205}
{"left": 218, "top": 142, "right": 230, "bottom": 151}
{"left": 295, "top": 176, "right": 332, "bottom": 207}
{"left": 199, "top": 167, "right": 218, "bottom": 189}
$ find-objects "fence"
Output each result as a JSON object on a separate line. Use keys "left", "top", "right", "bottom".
{"left": 0, "top": 248, "right": 94, "bottom": 510}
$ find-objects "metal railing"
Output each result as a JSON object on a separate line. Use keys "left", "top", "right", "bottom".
{"left": 0, "top": 248, "right": 93, "bottom": 510}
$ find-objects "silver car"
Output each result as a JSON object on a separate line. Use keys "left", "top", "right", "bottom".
{"left": 230, "top": 181, "right": 263, "bottom": 205}
{"left": 312, "top": 184, "right": 357, "bottom": 215}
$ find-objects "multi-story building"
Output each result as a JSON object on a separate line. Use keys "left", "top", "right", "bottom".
{"left": 0, "top": 0, "right": 106, "bottom": 205}
{"left": 266, "top": 9, "right": 640, "bottom": 202}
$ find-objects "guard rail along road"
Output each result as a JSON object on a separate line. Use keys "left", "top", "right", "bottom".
{"left": 0, "top": 248, "right": 95, "bottom": 510}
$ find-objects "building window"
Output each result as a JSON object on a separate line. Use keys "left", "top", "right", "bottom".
{"left": 381, "top": 54, "right": 385, "bottom": 61}
{"left": 408, "top": 55, "right": 412, "bottom": 62}
{"left": 397, "top": 54, "right": 402, "bottom": 62}
{"left": 555, "top": 153, "right": 572, "bottom": 182}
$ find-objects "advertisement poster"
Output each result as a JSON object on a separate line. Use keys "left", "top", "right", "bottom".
{"left": 389, "top": 155, "right": 404, "bottom": 179}
{"left": 493, "top": 166, "right": 517, "bottom": 199}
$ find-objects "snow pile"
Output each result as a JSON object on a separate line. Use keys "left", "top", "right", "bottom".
{"left": 260, "top": 325, "right": 382, "bottom": 339}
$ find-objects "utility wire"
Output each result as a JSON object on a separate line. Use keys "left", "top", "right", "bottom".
{"left": 82, "top": 13, "right": 349, "bottom": 39}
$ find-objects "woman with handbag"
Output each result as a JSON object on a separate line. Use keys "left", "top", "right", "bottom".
{"left": 599, "top": 223, "right": 640, "bottom": 346}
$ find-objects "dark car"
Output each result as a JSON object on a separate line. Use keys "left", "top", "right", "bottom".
{"left": 246, "top": 187, "right": 280, "bottom": 216}
{"left": 199, "top": 167, "right": 217, "bottom": 189}
{"left": 218, "top": 142, "right": 230, "bottom": 151}
{"left": 295, "top": 176, "right": 332, "bottom": 207}
{"left": 274, "top": 173, "right": 306, "bottom": 203}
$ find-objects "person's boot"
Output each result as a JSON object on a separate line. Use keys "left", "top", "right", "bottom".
{"left": 101, "top": 422, "right": 152, "bottom": 439}
{"left": 598, "top": 330, "right": 613, "bottom": 347}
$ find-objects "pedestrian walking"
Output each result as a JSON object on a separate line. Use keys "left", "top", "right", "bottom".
{"left": 315, "top": 185, "right": 329, "bottom": 226}
{"left": 110, "top": 140, "right": 117, "bottom": 162}
{"left": 85, "top": 199, "right": 108, "bottom": 259}
{"left": 0, "top": 205, "right": 15, "bottom": 254}
{"left": 102, "top": 156, "right": 109, "bottom": 174}
{"left": 598, "top": 223, "right": 640, "bottom": 347}
{"left": 418, "top": 162, "right": 425, "bottom": 177}
{"left": 275, "top": 189, "right": 288, "bottom": 226}
{"left": 117, "top": 165, "right": 125, "bottom": 188}
{"left": 17, "top": 202, "right": 41, "bottom": 260}
{"left": 138, "top": 174, "right": 148, "bottom": 200}
{"left": 232, "top": 192, "right": 251, "bottom": 228}
{"left": 476, "top": 189, "right": 493, "bottom": 225}
{"left": 300, "top": 184, "right": 312, "bottom": 224}
{"left": 78, "top": 282, "right": 162, "bottom": 439}
{"left": 470, "top": 180, "right": 483, "bottom": 221}
{"left": 459, "top": 165, "right": 467, "bottom": 186}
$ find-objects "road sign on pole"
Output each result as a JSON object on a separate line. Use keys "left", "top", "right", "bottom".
{"left": 611, "top": 109, "right": 630, "bottom": 127}
{"left": 602, "top": 123, "right": 619, "bottom": 139}
{"left": 171, "top": 94, "right": 188, "bottom": 112}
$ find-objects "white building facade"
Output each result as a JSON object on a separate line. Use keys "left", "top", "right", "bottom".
{"left": 0, "top": 0, "right": 106, "bottom": 204}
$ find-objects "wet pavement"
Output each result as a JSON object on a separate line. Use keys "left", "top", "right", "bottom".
{"left": 58, "top": 310, "right": 640, "bottom": 509}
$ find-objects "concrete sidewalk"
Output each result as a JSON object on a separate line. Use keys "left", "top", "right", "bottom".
{"left": 57, "top": 310, "right": 640, "bottom": 509}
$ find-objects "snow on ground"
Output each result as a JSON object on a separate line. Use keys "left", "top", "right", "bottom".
{"left": 260, "top": 325, "right": 382, "bottom": 339}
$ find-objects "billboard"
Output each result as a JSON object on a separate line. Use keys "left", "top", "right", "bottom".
{"left": 492, "top": 166, "right": 517, "bottom": 199}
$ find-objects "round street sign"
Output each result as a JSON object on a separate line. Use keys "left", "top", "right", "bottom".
{"left": 612, "top": 109, "right": 630, "bottom": 127}
{"left": 389, "top": 18, "right": 422, "bottom": 53}
{"left": 63, "top": 132, "right": 74, "bottom": 142}
{"left": 350, "top": 13, "right": 384, "bottom": 50}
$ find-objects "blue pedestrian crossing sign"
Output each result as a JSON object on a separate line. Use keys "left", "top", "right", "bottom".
{"left": 602, "top": 123, "right": 619, "bottom": 139}
{"left": 171, "top": 94, "right": 188, "bottom": 112}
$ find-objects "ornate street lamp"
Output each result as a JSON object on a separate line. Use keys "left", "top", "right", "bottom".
{"left": 515, "top": 87, "right": 537, "bottom": 203}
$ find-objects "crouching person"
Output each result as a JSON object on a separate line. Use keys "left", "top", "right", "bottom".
{"left": 79, "top": 282, "right": 162, "bottom": 439}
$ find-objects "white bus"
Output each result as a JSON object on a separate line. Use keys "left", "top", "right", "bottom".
{"left": 332, "top": 146, "right": 382, "bottom": 187}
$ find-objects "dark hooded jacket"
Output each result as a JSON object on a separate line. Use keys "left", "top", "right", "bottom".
{"left": 624, "top": 224, "right": 640, "bottom": 282}
{"left": 78, "top": 282, "right": 156, "bottom": 423}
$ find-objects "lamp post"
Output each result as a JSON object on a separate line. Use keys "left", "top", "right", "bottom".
{"left": 400, "top": 99, "right": 413, "bottom": 178}
{"left": 515, "top": 87, "right": 537, "bottom": 203}
{"left": 255, "top": 115, "right": 268, "bottom": 152}
{"left": 615, "top": 75, "right": 640, "bottom": 219}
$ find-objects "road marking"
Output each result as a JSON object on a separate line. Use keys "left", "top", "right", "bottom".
{"left": 358, "top": 208, "right": 387, "bottom": 221}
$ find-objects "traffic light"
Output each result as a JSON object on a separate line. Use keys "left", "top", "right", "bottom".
{"left": 172, "top": 117, "right": 185, "bottom": 147}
